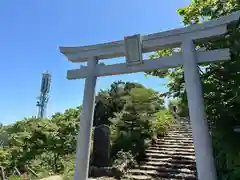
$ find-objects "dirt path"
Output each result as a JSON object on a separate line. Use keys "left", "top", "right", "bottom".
{"left": 40, "top": 175, "right": 62, "bottom": 180}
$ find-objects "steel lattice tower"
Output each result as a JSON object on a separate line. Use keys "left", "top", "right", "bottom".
{"left": 36, "top": 72, "right": 51, "bottom": 119}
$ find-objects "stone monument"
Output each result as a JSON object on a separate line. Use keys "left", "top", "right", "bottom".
{"left": 92, "top": 124, "right": 110, "bottom": 167}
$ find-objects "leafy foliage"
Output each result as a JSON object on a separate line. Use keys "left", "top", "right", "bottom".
{"left": 112, "top": 150, "right": 136, "bottom": 174}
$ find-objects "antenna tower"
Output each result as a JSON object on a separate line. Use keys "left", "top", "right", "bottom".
{"left": 36, "top": 72, "right": 51, "bottom": 118}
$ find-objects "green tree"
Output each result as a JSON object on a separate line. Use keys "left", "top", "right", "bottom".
{"left": 110, "top": 87, "right": 164, "bottom": 161}
{"left": 0, "top": 107, "right": 81, "bottom": 176}
{"left": 94, "top": 81, "right": 145, "bottom": 126}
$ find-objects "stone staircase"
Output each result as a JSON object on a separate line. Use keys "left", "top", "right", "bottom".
{"left": 124, "top": 118, "right": 197, "bottom": 180}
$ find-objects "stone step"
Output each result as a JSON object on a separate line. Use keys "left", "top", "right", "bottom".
{"left": 166, "top": 134, "right": 193, "bottom": 138}
{"left": 165, "top": 136, "right": 193, "bottom": 140}
{"left": 173, "top": 121, "right": 191, "bottom": 123}
{"left": 145, "top": 157, "right": 196, "bottom": 165}
{"left": 175, "top": 118, "right": 190, "bottom": 122}
{"left": 171, "top": 127, "right": 191, "bottom": 129}
{"left": 164, "top": 135, "right": 193, "bottom": 139}
{"left": 146, "top": 154, "right": 195, "bottom": 161}
{"left": 155, "top": 142, "right": 193, "bottom": 147}
{"left": 171, "top": 124, "right": 192, "bottom": 128}
{"left": 148, "top": 147, "right": 195, "bottom": 153}
{"left": 168, "top": 130, "right": 193, "bottom": 134}
{"left": 157, "top": 137, "right": 193, "bottom": 141}
{"left": 124, "top": 121, "right": 197, "bottom": 180}
{"left": 127, "top": 169, "right": 197, "bottom": 180}
{"left": 170, "top": 128, "right": 192, "bottom": 132}
{"left": 170, "top": 128, "right": 192, "bottom": 131}
{"left": 156, "top": 139, "right": 193, "bottom": 144}
{"left": 139, "top": 165, "right": 196, "bottom": 173}
{"left": 166, "top": 133, "right": 193, "bottom": 136}
{"left": 143, "top": 161, "right": 196, "bottom": 170}
{"left": 145, "top": 149, "right": 195, "bottom": 156}
{"left": 167, "top": 133, "right": 192, "bottom": 136}
{"left": 153, "top": 144, "right": 194, "bottom": 149}
{"left": 177, "top": 124, "right": 191, "bottom": 126}
{"left": 124, "top": 174, "right": 183, "bottom": 180}
{"left": 123, "top": 174, "right": 152, "bottom": 180}
{"left": 171, "top": 124, "right": 191, "bottom": 127}
{"left": 131, "top": 166, "right": 196, "bottom": 175}
{"left": 159, "top": 137, "right": 193, "bottom": 141}
{"left": 156, "top": 142, "right": 193, "bottom": 146}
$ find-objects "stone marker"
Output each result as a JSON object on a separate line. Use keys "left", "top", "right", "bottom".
{"left": 92, "top": 124, "right": 110, "bottom": 167}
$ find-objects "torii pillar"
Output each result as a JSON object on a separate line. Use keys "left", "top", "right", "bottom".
{"left": 74, "top": 57, "right": 98, "bottom": 180}
{"left": 182, "top": 40, "right": 216, "bottom": 179}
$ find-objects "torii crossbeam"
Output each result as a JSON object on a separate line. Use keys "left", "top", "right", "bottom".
{"left": 60, "top": 11, "right": 240, "bottom": 180}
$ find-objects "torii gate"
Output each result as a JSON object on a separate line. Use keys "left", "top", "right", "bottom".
{"left": 60, "top": 11, "right": 240, "bottom": 180}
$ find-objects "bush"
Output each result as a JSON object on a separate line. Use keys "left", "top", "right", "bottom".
{"left": 111, "top": 131, "right": 148, "bottom": 162}
{"left": 150, "top": 110, "right": 174, "bottom": 137}
{"left": 112, "top": 150, "right": 136, "bottom": 174}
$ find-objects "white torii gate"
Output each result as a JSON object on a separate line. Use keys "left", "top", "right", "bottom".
{"left": 60, "top": 11, "right": 240, "bottom": 180}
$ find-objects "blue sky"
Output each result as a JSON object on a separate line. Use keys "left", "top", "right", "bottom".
{"left": 0, "top": 0, "right": 190, "bottom": 125}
